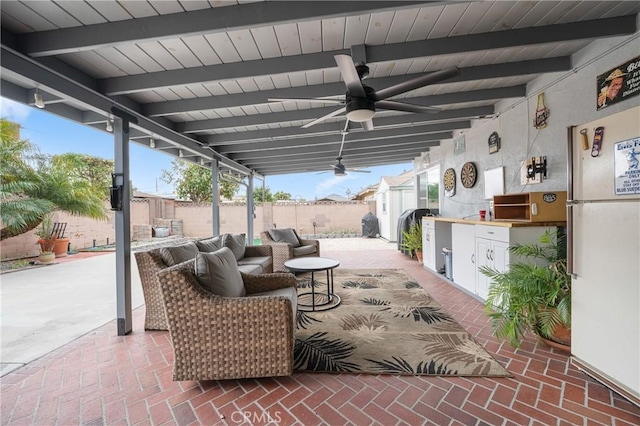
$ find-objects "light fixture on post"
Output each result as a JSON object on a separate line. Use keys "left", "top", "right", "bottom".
{"left": 105, "top": 118, "right": 113, "bottom": 132}
{"left": 199, "top": 158, "right": 205, "bottom": 166}
{"left": 149, "top": 138, "right": 155, "bottom": 148}
{"left": 178, "top": 149, "right": 184, "bottom": 158}
{"left": 33, "top": 89, "right": 45, "bottom": 109}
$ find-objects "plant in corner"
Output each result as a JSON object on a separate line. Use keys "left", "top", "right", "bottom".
{"left": 480, "top": 229, "right": 571, "bottom": 350}
{"left": 401, "top": 222, "right": 423, "bottom": 262}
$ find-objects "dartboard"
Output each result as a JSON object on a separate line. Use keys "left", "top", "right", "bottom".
{"left": 460, "top": 162, "right": 477, "bottom": 188}
{"left": 443, "top": 168, "right": 456, "bottom": 196}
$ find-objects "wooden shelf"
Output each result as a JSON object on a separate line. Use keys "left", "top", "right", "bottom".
{"left": 493, "top": 191, "right": 567, "bottom": 222}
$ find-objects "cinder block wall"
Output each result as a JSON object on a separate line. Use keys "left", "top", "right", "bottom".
{"left": 1, "top": 200, "right": 376, "bottom": 260}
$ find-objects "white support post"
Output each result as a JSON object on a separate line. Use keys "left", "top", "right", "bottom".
{"left": 211, "top": 159, "right": 220, "bottom": 236}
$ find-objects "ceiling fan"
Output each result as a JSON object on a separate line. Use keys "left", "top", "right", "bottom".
{"left": 319, "top": 121, "right": 372, "bottom": 177}
{"left": 269, "top": 54, "right": 460, "bottom": 131}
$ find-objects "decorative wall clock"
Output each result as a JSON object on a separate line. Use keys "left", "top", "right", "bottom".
{"left": 443, "top": 168, "right": 456, "bottom": 197}
{"left": 460, "top": 162, "right": 477, "bottom": 188}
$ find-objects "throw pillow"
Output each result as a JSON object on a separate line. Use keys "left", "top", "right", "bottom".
{"left": 158, "top": 242, "right": 198, "bottom": 266}
{"left": 195, "top": 236, "right": 222, "bottom": 252}
{"left": 194, "top": 248, "right": 246, "bottom": 297}
{"left": 222, "top": 233, "right": 246, "bottom": 261}
{"left": 268, "top": 228, "right": 301, "bottom": 247}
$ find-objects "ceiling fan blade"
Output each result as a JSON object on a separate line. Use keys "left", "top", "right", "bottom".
{"left": 361, "top": 119, "right": 374, "bottom": 131}
{"left": 335, "top": 54, "right": 366, "bottom": 98}
{"left": 346, "top": 169, "right": 371, "bottom": 173}
{"left": 373, "top": 67, "right": 460, "bottom": 100}
{"left": 268, "top": 97, "right": 345, "bottom": 105}
{"left": 301, "top": 106, "right": 346, "bottom": 128}
{"left": 376, "top": 100, "right": 441, "bottom": 114}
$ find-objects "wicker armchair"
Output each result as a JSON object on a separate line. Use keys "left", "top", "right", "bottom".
{"left": 260, "top": 229, "right": 320, "bottom": 272}
{"left": 157, "top": 259, "right": 296, "bottom": 381}
{"left": 134, "top": 244, "right": 273, "bottom": 331}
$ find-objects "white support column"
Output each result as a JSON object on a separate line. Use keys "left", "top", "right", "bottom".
{"left": 247, "top": 173, "right": 254, "bottom": 245}
{"left": 211, "top": 159, "right": 220, "bottom": 236}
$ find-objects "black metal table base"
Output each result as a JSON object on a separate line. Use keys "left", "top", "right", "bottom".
{"left": 298, "top": 269, "right": 341, "bottom": 312}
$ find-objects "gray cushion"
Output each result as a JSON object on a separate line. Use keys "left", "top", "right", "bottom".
{"left": 195, "top": 236, "right": 222, "bottom": 252}
{"left": 222, "top": 233, "right": 246, "bottom": 261}
{"left": 194, "top": 247, "right": 246, "bottom": 297}
{"left": 293, "top": 245, "right": 317, "bottom": 256}
{"left": 268, "top": 228, "right": 301, "bottom": 247}
{"left": 238, "top": 256, "right": 272, "bottom": 271}
{"left": 238, "top": 264, "right": 262, "bottom": 275}
{"left": 157, "top": 242, "right": 199, "bottom": 266}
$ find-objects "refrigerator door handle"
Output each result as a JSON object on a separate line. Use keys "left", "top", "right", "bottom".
{"left": 567, "top": 203, "right": 576, "bottom": 277}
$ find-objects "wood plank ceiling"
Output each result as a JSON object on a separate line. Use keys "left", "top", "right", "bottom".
{"left": 1, "top": 1, "right": 639, "bottom": 177}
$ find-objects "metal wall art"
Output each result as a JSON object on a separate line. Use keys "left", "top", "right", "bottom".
{"left": 443, "top": 168, "right": 456, "bottom": 197}
{"left": 488, "top": 131, "right": 501, "bottom": 154}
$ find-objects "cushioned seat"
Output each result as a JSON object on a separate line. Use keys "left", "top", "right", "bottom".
{"left": 157, "top": 248, "right": 296, "bottom": 381}
{"left": 260, "top": 228, "right": 320, "bottom": 272}
{"left": 134, "top": 235, "right": 273, "bottom": 331}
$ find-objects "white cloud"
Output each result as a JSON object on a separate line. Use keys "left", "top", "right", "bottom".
{"left": 315, "top": 173, "right": 358, "bottom": 196}
{"left": 0, "top": 97, "right": 32, "bottom": 122}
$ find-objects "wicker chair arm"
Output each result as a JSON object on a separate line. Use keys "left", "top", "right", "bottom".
{"left": 157, "top": 264, "right": 294, "bottom": 381}
{"left": 242, "top": 272, "right": 297, "bottom": 294}
{"left": 134, "top": 250, "right": 171, "bottom": 330}
{"left": 298, "top": 238, "right": 321, "bottom": 256}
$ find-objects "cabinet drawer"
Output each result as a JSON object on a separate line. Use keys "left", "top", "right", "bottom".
{"left": 475, "top": 225, "right": 509, "bottom": 242}
{"left": 422, "top": 218, "right": 435, "bottom": 230}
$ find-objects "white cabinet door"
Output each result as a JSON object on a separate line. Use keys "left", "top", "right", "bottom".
{"left": 451, "top": 224, "right": 475, "bottom": 294}
{"left": 424, "top": 227, "right": 437, "bottom": 270}
{"left": 491, "top": 240, "right": 510, "bottom": 274}
{"left": 475, "top": 237, "right": 492, "bottom": 300}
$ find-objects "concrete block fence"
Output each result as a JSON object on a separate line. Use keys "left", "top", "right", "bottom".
{"left": 1, "top": 199, "right": 376, "bottom": 260}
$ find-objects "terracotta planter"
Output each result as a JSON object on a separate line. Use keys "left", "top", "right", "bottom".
{"left": 537, "top": 323, "right": 571, "bottom": 353}
{"left": 415, "top": 249, "right": 423, "bottom": 263}
{"left": 52, "top": 237, "right": 70, "bottom": 257}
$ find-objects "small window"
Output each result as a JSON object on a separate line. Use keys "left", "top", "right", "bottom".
{"left": 382, "top": 192, "right": 387, "bottom": 213}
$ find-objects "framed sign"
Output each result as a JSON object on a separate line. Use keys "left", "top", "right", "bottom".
{"left": 454, "top": 134, "right": 466, "bottom": 155}
{"left": 614, "top": 137, "right": 640, "bottom": 195}
{"left": 488, "top": 131, "right": 501, "bottom": 154}
{"left": 597, "top": 56, "right": 640, "bottom": 110}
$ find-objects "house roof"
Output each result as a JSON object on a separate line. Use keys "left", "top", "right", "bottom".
{"left": 381, "top": 170, "right": 415, "bottom": 188}
{"left": 1, "top": 1, "right": 638, "bottom": 177}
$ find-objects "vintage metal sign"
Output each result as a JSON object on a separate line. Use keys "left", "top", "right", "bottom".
{"left": 597, "top": 56, "right": 640, "bottom": 111}
{"left": 533, "top": 93, "right": 550, "bottom": 129}
{"left": 614, "top": 137, "right": 640, "bottom": 195}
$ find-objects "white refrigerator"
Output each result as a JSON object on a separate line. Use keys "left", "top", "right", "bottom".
{"left": 568, "top": 105, "right": 640, "bottom": 405}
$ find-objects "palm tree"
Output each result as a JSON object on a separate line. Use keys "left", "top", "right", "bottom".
{"left": 0, "top": 119, "right": 109, "bottom": 241}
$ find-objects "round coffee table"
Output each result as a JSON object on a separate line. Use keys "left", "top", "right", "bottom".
{"left": 284, "top": 257, "right": 341, "bottom": 311}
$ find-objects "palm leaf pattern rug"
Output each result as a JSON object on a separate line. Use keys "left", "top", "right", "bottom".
{"left": 294, "top": 269, "right": 510, "bottom": 377}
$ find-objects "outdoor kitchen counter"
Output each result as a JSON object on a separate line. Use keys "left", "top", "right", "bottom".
{"left": 429, "top": 217, "right": 566, "bottom": 227}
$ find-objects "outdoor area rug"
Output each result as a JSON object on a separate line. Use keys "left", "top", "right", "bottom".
{"left": 294, "top": 268, "right": 511, "bottom": 377}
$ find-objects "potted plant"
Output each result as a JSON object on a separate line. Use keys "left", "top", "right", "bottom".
{"left": 401, "top": 222, "right": 423, "bottom": 262}
{"left": 479, "top": 229, "right": 571, "bottom": 351}
{"left": 35, "top": 215, "right": 57, "bottom": 263}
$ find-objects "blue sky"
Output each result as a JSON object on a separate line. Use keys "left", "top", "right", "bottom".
{"left": 1, "top": 97, "right": 412, "bottom": 200}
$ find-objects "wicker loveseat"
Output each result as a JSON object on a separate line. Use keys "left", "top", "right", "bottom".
{"left": 134, "top": 234, "right": 273, "bottom": 330}
{"left": 260, "top": 228, "right": 320, "bottom": 272}
{"left": 157, "top": 250, "right": 296, "bottom": 381}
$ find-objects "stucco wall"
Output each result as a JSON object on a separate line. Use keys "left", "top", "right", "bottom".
{"left": 1, "top": 200, "right": 376, "bottom": 260}
{"left": 428, "top": 30, "right": 640, "bottom": 219}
